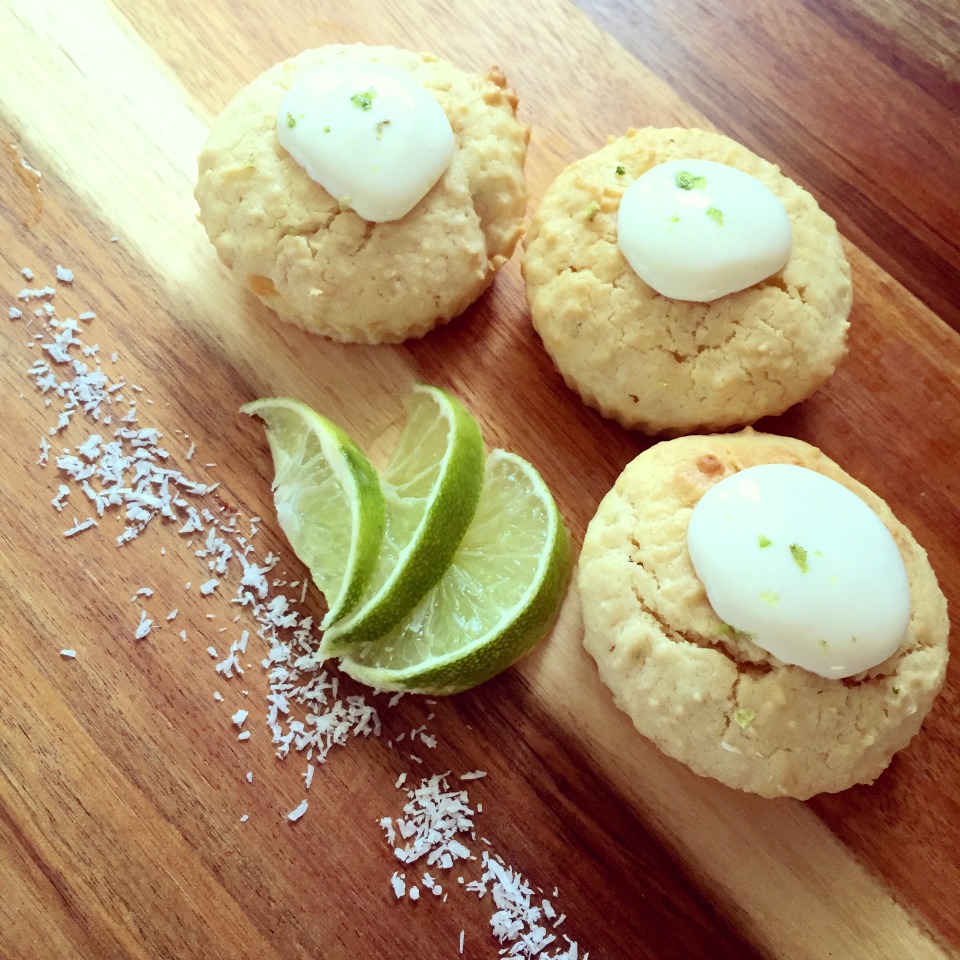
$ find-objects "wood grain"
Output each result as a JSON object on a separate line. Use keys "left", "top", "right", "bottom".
{"left": 0, "top": 0, "right": 957, "bottom": 958}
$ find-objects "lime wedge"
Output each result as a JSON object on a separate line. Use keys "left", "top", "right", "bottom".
{"left": 241, "top": 396, "right": 385, "bottom": 629}
{"left": 339, "top": 449, "right": 572, "bottom": 694}
{"left": 318, "top": 383, "right": 485, "bottom": 655}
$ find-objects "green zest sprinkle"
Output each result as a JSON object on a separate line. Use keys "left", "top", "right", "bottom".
{"left": 733, "top": 708, "right": 754, "bottom": 729}
{"left": 583, "top": 201, "right": 601, "bottom": 220}
{"left": 789, "top": 543, "right": 809, "bottom": 572}
{"left": 323, "top": 125, "right": 331, "bottom": 133}
{"left": 615, "top": 165, "right": 626, "bottom": 176}
{"left": 375, "top": 118, "right": 392, "bottom": 139}
{"left": 758, "top": 535, "right": 772, "bottom": 549}
{"left": 759, "top": 589, "right": 779, "bottom": 606}
{"left": 818, "top": 639, "right": 828, "bottom": 649}
{"left": 705, "top": 206, "right": 724, "bottom": 226}
{"left": 669, "top": 214, "right": 680, "bottom": 224}
{"left": 892, "top": 685, "right": 901, "bottom": 695}
{"left": 351, "top": 88, "right": 377, "bottom": 111}
{"left": 286, "top": 112, "right": 299, "bottom": 128}
{"left": 675, "top": 170, "right": 706, "bottom": 190}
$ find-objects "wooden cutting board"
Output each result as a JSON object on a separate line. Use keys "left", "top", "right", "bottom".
{"left": 1, "top": 0, "right": 957, "bottom": 958}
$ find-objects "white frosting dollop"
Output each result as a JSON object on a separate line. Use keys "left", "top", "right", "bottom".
{"left": 617, "top": 159, "right": 792, "bottom": 302}
{"left": 686, "top": 463, "right": 910, "bottom": 679}
{"left": 277, "top": 61, "right": 455, "bottom": 222}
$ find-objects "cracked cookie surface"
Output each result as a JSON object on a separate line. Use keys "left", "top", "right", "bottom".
{"left": 522, "top": 128, "right": 852, "bottom": 435}
{"left": 578, "top": 430, "right": 949, "bottom": 798}
{"left": 195, "top": 44, "right": 528, "bottom": 343}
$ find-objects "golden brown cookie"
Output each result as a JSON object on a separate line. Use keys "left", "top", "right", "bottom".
{"left": 523, "top": 128, "right": 852, "bottom": 435}
{"left": 578, "top": 429, "right": 948, "bottom": 798}
{"left": 196, "top": 44, "right": 529, "bottom": 343}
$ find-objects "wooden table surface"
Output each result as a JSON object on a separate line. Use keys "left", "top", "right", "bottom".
{"left": 1, "top": 1, "right": 957, "bottom": 958}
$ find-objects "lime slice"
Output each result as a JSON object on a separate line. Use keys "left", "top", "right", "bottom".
{"left": 318, "top": 383, "right": 485, "bottom": 655}
{"left": 338, "top": 449, "right": 572, "bottom": 694}
{"left": 241, "top": 397, "right": 385, "bottom": 629}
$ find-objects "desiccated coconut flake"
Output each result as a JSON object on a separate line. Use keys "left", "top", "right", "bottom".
{"left": 287, "top": 799, "right": 308, "bottom": 822}
{"left": 465, "top": 852, "right": 588, "bottom": 960}
{"left": 59, "top": 649, "right": 77, "bottom": 658}
{"left": 133, "top": 611, "right": 153, "bottom": 640}
{"left": 391, "top": 872, "right": 406, "bottom": 899}
{"left": 200, "top": 578, "right": 219, "bottom": 595}
{"left": 64, "top": 517, "right": 97, "bottom": 537}
{"left": 51, "top": 484, "right": 70, "bottom": 511}
{"left": 459, "top": 771, "right": 487, "bottom": 781}
{"left": 55, "top": 265, "right": 74, "bottom": 283}
{"left": 384, "top": 773, "right": 475, "bottom": 869}
{"left": 232, "top": 709, "right": 249, "bottom": 727}
{"left": 237, "top": 731, "right": 251, "bottom": 741}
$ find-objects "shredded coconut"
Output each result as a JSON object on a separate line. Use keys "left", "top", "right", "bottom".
{"left": 134, "top": 611, "right": 153, "bottom": 640}
{"left": 287, "top": 799, "right": 308, "bottom": 822}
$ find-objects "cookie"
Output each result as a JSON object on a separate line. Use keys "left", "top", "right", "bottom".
{"left": 578, "top": 429, "right": 949, "bottom": 799}
{"left": 523, "top": 128, "right": 852, "bottom": 435}
{"left": 196, "top": 44, "right": 529, "bottom": 343}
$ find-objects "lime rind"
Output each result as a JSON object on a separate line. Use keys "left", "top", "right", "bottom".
{"left": 338, "top": 449, "right": 572, "bottom": 694}
{"left": 241, "top": 397, "right": 385, "bottom": 629}
{"left": 318, "top": 383, "right": 485, "bottom": 655}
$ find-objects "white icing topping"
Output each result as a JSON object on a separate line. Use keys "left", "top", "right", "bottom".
{"left": 617, "top": 159, "right": 792, "bottom": 302}
{"left": 277, "top": 61, "right": 454, "bottom": 222}
{"left": 686, "top": 463, "right": 910, "bottom": 679}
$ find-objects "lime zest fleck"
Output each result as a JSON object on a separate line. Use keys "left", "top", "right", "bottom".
{"left": 758, "top": 534, "right": 772, "bottom": 549}
{"left": 733, "top": 708, "right": 754, "bottom": 729}
{"left": 323, "top": 125, "right": 331, "bottom": 133}
{"left": 351, "top": 88, "right": 377, "bottom": 111}
{"left": 759, "top": 589, "right": 779, "bottom": 606}
{"left": 286, "top": 112, "right": 301, "bottom": 128}
{"left": 375, "top": 118, "right": 392, "bottom": 139}
{"left": 705, "top": 206, "right": 724, "bottom": 226}
{"left": 892, "top": 685, "right": 901, "bottom": 695}
{"left": 669, "top": 214, "right": 680, "bottom": 224}
{"left": 615, "top": 165, "right": 626, "bottom": 176}
{"left": 675, "top": 170, "right": 706, "bottom": 190}
{"left": 583, "top": 200, "right": 601, "bottom": 220}
{"left": 789, "top": 543, "right": 809, "bottom": 572}
{"left": 818, "top": 639, "right": 828, "bottom": 649}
